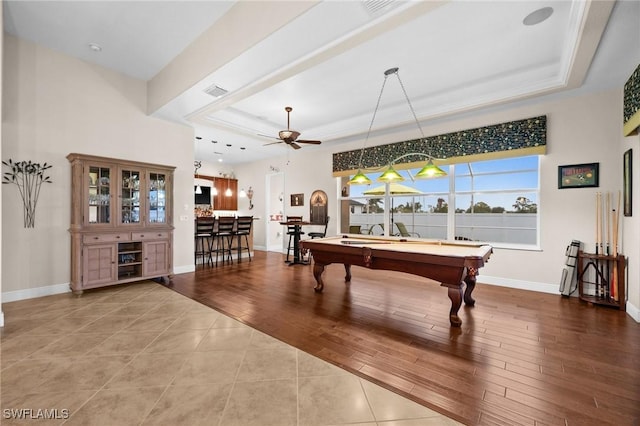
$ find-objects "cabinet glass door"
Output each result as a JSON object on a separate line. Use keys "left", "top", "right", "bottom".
{"left": 88, "top": 166, "right": 111, "bottom": 224}
{"left": 120, "top": 169, "right": 142, "bottom": 225}
{"left": 148, "top": 172, "right": 167, "bottom": 224}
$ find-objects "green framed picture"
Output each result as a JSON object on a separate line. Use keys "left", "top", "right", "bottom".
{"left": 558, "top": 163, "right": 599, "bottom": 189}
{"left": 624, "top": 149, "right": 632, "bottom": 216}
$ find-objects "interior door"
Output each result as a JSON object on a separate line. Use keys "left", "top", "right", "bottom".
{"left": 266, "top": 172, "right": 284, "bottom": 252}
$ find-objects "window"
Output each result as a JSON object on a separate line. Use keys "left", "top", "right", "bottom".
{"left": 344, "top": 156, "right": 540, "bottom": 247}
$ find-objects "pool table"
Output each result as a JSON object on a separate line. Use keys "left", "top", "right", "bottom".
{"left": 300, "top": 235, "right": 493, "bottom": 326}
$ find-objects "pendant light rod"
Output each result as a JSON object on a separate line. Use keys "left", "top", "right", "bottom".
{"left": 348, "top": 68, "right": 395, "bottom": 185}
{"left": 349, "top": 67, "right": 447, "bottom": 185}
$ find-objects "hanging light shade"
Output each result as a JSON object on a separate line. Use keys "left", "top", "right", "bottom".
{"left": 348, "top": 170, "right": 372, "bottom": 185}
{"left": 225, "top": 177, "right": 232, "bottom": 196}
{"left": 377, "top": 165, "right": 405, "bottom": 183}
{"left": 195, "top": 185, "right": 202, "bottom": 194}
{"left": 415, "top": 159, "right": 447, "bottom": 178}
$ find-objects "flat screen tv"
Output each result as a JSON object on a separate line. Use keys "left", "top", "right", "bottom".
{"left": 194, "top": 186, "right": 211, "bottom": 205}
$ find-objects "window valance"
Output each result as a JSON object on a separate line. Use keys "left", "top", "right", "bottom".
{"left": 332, "top": 115, "right": 546, "bottom": 177}
{"left": 623, "top": 64, "right": 640, "bottom": 137}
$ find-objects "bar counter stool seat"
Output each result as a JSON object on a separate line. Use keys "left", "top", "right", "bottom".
{"left": 308, "top": 216, "right": 329, "bottom": 239}
{"left": 286, "top": 216, "right": 304, "bottom": 263}
{"left": 234, "top": 216, "right": 253, "bottom": 262}
{"left": 213, "top": 216, "right": 235, "bottom": 266}
{"left": 194, "top": 217, "right": 215, "bottom": 267}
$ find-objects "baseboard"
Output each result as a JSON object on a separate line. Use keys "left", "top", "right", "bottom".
{"left": 480, "top": 275, "right": 559, "bottom": 295}
{"left": 626, "top": 301, "right": 640, "bottom": 323}
{"left": 2, "top": 282, "right": 71, "bottom": 303}
{"left": 174, "top": 264, "right": 195, "bottom": 274}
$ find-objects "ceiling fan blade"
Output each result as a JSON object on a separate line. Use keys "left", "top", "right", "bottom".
{"left": 296, "top": 140, "right": 322, "bottom": 145}
{"left": 263, "top": 141, "right": 283, "bottom": 146}
{"left": 258, "top": 133, "right": 280, "bottom": 140}
{"left": 290, "top": 142, "right": 302, "bottom": 150}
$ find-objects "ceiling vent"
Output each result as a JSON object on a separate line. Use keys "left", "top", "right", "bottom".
{"left": 204, "top": 84, "right": 228, "bottom": 98}
{"left": 362, "top": 0, "right": 397, "bottom": 16}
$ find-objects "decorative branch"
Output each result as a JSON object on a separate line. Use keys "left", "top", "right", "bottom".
{"left": 2, "top": 159, "right": 53, "bottom": 228}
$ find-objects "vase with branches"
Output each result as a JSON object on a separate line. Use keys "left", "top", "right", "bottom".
{"left": 2, "top": 159, "right": 53, "bottom": 228}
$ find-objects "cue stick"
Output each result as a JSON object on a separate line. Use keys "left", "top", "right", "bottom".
{"left": 606, "top": 192, "right": 611, "bottom": 256}
{"left": 612, "top": 191, "right": 621, "bottom": 301}
{"left": 602, "top": 192, "right": 613, "bottom": 299}
{"left": 596, "top": 192, "right": 602, "bottom": 297}
{"left": 595, "top": 192, "right": 600, "bottom": 254}
{"left": 341, "top": 240, "right": 392, "bottom": 245}
{"left": 340, "top": 235, "right": 487, "bottom": 248}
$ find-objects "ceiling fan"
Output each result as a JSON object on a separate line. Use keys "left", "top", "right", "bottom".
{"left": 261, "top": 106, "right": 322, "bottom": 150}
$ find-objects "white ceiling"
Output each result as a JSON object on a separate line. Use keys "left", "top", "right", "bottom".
{"left": 4, "top": 1, "right": 640, "bottom": 166}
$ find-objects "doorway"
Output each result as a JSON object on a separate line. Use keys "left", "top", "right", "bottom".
{"left": 265, "top": 172, "right": 284, "bottom": 252}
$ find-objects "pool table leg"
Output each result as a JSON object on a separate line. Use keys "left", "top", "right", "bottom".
{"left": 344, "top": 264, "right": 352, "bottom": 282}
{"left": 447, "top": 287, "right": 463, "bottom": 327}
{"left": 312, "top": 263, "right": 326, "bottom": 293}
{"left": 463, "top": 267, "right": 478, "bottom": 306}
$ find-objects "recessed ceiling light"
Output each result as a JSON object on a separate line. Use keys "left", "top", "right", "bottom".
{"left": 240, "top": 147, "right": 246, "bottom": 150}
{"left": 523, "top": 7, "right": 553, "bottom": 26}
{"left": 88, "top": 43, "right": 102, "bottom": 52}
{"left": 226, "top": 144, "right": 232, "bottom": 147}
{"left": 212, "top": 140, "right": 217, "bottom": 144}
{"left": 195, "top": 136, "right": 202, "bottom": 140}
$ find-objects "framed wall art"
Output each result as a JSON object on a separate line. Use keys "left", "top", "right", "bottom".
{"left": 558, "top": 163, "right": 599, "bottom": 189}
{"left": 624, "top": 149, "right": 632, "bottom": 216}
{"left": 290, "top": 193, "right": 304, "bottom": 206}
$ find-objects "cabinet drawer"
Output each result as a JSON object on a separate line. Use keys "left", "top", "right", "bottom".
{"left": 83, "top": 233, "right": 131, "bottom": 244}
{"left": 131, "top": 231, "right": 170, "bottom": 241}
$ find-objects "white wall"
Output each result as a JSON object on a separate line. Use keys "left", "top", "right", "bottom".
{"left": 621, "top": 131, "right": 639, "bottom": 318}
{"left": 0, "top": 0, "right": 5, "bottom": 326}
{"left": 234, "top": 87, "right": 639, "bottom": 320}
{"left": 1, "top": 34, "right": 195, "bottom": 298}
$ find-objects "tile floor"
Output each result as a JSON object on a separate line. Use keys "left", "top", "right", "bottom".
{"left": 1, "top": 281, "right": 461, "bottom": 425}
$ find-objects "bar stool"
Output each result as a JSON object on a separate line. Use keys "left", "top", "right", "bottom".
{"left": 194, "top": 217, "right": 215, "bottom": 267}
{"left": 308, "top": 216, "right": 329, "bottom": 239}
{"left": 286, "top": 216, "right": 304, "bottom": 263}
{"left": 234, "top": 216, "right": 253, "bottom": 262}
{"left": 213, "top": 216, "right": 235, "bottom": 266}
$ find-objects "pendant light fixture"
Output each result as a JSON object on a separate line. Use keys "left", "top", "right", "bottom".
{"left": 211, "top": 176, "right": 218, "bottom": 196}
{"left": 348, "top": 67, "right": 446, "bottom": 185}
{"left": 378, "top": 68, "right": 446, "bottom": 182}
{"left": 225, "top": 175, "right": 232, "bottom": 197}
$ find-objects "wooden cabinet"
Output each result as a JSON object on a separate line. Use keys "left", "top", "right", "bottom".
{"left": 214, "top": 178, "right": 238, "bottom": 210}
{"left": 68, "top": 153, "right": 175, "bottom": 294}
{"left": 194, "top": 174, "right": 238, "bottom": 211}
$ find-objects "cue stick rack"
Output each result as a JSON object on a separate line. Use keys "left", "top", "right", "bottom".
{"left": 577, "top": 251, "right": 626, "bottom": 311}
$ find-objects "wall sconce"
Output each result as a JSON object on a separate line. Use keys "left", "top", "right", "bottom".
{"left": 348, "top": 67, "right": 446, "bottom": 185}
{"left": 194, "top": 160, "right": 202, "bottom": 194}
{"left": 247, "top": 187, "right": 254, "bottom": 209}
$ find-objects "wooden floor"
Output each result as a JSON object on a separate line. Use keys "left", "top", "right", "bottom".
{"left": 168, "top": 250, "right": 640, "bottom": 426}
